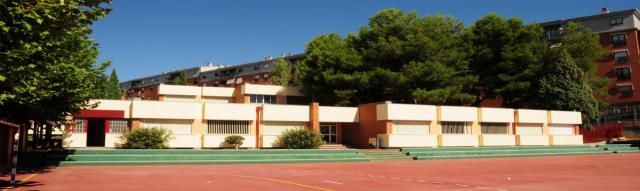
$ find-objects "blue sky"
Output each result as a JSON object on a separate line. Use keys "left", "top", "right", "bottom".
{"left": 91, "top": 0, "right": 640, "bottom": 81}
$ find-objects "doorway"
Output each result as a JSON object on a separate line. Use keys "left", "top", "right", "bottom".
{"left": 86, "top": 119, "right": 105, "bottom": 147}
{"left": 320, "top": 123, "right": 337, "bottom": 144}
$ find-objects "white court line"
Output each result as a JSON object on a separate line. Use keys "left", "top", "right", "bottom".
{"left": 323, "top": 180, "right": 344, "bottom": 185}
{"left": 455, "top": 184, "right": 469, "bottom": 187}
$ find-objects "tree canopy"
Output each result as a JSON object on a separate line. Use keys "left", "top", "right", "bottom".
{"left": 173, "top": 71, "right": 187, "bottom": 85}
{"left": 271, "top": 58, "right": 294, "bottom": 86}
{"left": 0, "top": 0, "right": 112, "bottom": 123}
{"left": 299, "top": 9, "right": 477, "bottom": 106}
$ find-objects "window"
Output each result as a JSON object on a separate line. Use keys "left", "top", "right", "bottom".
{"left": 214, "top": 73, "right": 219, "bottom": 77}
{"left": 618, "top": 84, "right": 633, "bottom": 97}
{"left": 250, "top": 95, "right": 277, "bottom": 104}
{"left": 263, "top": 64, "right": 270, "bottom": 68}
{"left": 616, "top": 67, "right": 631, "bottom": 80}
{"left": 238, "top": 68, "right": 243, "bottom": 73}
{"left": 73, "top": 119, "right": 86, "bottom": 133}
{"left": 614, "top": 51, "right": 629, "bottom": 63}
{"left": 254, "top": 75, "right": 260, "bottom": 80}
{"left": 611, "top": 34, "right": 626, "bottom": 46}
{"left": 516, "top": 123, "right": 542, "bottom": 135}
{"left": 609, "top": 17, "right": 623, "bottom": 25}
{"left": 201, "top": 75, "right": 207, "bottom": 79}
{"left": 441, "top": 122, "right": 471, "bottom": 134}
{"left": 109, "top": 119, "right": 129, "bottom": 134}
{"left": 254, "top": 65, "right": 260, "bottom": 71}
{"left": 549, "top": 124, "right": 574, "bottom": 135}
{"left": 207, "top": 120, "right": 250, "bottom": 135}
{"left": 263, "top": 73, "right": 269, "bottom": 79}
{"left": 481, "top": 123, "right": 509, "bottom": 134}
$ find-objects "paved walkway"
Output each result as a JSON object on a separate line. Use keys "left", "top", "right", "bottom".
{"left": 2, "top": 153, "right": 640, "bottom": 190}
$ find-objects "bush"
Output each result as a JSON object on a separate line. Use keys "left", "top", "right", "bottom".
{"left": 224, "top": 135, "right": 245, "bottom": 149}
{"left": 119, "top": 127, "right": 171, "bottom": 149}
{"left": 276, "top": 128, "right": 324, "bottom": 149}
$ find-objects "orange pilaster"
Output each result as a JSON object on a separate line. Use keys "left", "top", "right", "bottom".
{"left": 309, "top": 102, "right": 320, "bottom": 132}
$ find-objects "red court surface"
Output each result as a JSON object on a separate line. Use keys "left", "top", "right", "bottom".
{"left": 2, "top": 153, "right": 640, "bottom": 191}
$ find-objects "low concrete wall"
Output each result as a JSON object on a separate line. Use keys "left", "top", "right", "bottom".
{"left": 261, "top": 135, "right": 279, "bottom": 148}
{"left": 440, "top": 134, "right": 479, "bottom": 147}
{"left": 203, "top": 135, "right": 256, "bottom": 148}
{"left": 65, "top": 133, "right": 86, "bottom": 148}
{"left": 168, "top": 135, "right": 200, "bottom": 148}
{"left": 104, "top": 133, "right": 123, "bottom": 148}
{"left": 377, "top": 134, "right": 437, "bottom": 148}
{"left": 517, "top": 135, "right": 550, "bottom": 146}
{"left": 480, "top": 134, "right": 516, "bottom": 146}
{"left": 550, "top": 135, "right": 583, "bottom": 145}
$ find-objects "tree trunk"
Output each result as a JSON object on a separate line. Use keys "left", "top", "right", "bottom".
{"left": 45, "top": 124, "right": 52, "bottom": 149}
{"left": 235, "top": 144, "right": 239, "bottom": 150}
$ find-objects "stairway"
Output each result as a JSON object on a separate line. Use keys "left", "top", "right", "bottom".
{"left": 357, "top": 149, "right": 413, "bottom": 161}
{"left": 596, "top": 144, "right": 640, "bottom": 153}
{"left": 319, "top": 144, "right": 349, "bottom": 149}
{"left": 23, "top": 149, "right": 370, "bottom": 166}
{"left": 403, "top": 145, "right": 640, "bottom": 160}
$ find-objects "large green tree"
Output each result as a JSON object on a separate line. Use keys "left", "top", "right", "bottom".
{"left": 299, "top": 9, "right": 477, "bottom": 106}
{"left": 466, "top": 14, "right": 548, "bottom": 107}
{"left": 536, "top": 50, "right": 600, "bottom": 127}
{"left": 105, "top": 69, "right": 122, "bottom": 99}
{"left": 0, "top": 0, "right": 112, "bottom": 124}
{"left": 271, "top": 58, "right": 293, "bottom": 86}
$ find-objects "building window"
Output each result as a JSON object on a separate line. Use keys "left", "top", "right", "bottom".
{"left": 73, "top": 119, "right": 86, "bottom": 133}
{"left": 214, "top": 73, "right": 219, "bottom": 77}
{"left": 441, "top": 122, "right": 471, "bottom": 134}
{"left": 254, "top": 65, "right": 260, "bottom": 71}
{"left": 616, "top": 67, "right": 631, "bottom": 80}
{"left": 618, "top": 84, "right": 633, "bottom": 97}
{"left": 202, "top": 75, "right": 207, "bottom": 79}
{"left": 254, "top": 75, "right": 260, "bottom": 80}
{"left": 250, "top": 95, "right": 277, "bottom": 104}
{"left": 614, "top": 51, "right": 629, "bottom": 63}
{"left": 611, "top": 34, "right": 626, "bottom": 46}
{"left": 481, "top": 122, "right": 509, "bottom": 134}
{"left": 109, "top": 119, "right": 129, "bottom": 134}
{"left": 207, "top": 120, "right": 250, "bottom": 135}
{"left": 238, "top": 68, "right": 243, "bottom": 73}
{"left": 609, "top": 17, "right": 623, "bottom": 25}
{"left": 263, "top": 73, "right": 269, "bottom": 79}
{"left": 263, "top": 64, "right": 269, "bottom": 68}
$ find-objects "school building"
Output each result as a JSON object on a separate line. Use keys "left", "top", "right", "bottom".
{"left": 66, "top": 83, "right": 583, "bottom": 149}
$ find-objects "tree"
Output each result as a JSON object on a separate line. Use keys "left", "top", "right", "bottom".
{"left": 106, "top": 69, "right": 122, "bottom": 99}
{"left": 271, "top": 58, "right": 293, "bottom": 86}
{"left": 466, "top": 14, "right": 548, "bottom": 107}
{"left": 536, "top": 50, "right": 600, "bottom": 128}
{"left": 554, "top": 22, "right": 609, "bottom": 105}
{"left": 173, "top": 71, "right": 187, "bottom": 85}
{"left": 0, "top": 1, "right": 112, "bottom": 148}
{"left": 299, "top": 9, "right": 477, "bottom": 106}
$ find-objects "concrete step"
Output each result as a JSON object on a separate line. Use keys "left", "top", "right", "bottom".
{"left": 415, "top": 151, "right": 612, "bottom": 160}
{"left": 53, "top": 158, "right": 371, "bottom": 166}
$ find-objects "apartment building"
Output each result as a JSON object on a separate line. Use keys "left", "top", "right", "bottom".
{"left": 541, "top": 8, "right": 640, "bottom": 136}
{"left": 67, "top": 84, "right": 583, "bottom": 149}
{"left": 119, "top": 54, "right": 304, "bottom": 100}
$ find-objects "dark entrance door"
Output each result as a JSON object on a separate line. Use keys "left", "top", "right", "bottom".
{"left": 86, "top": 119, "right": 105, "bottom": 147}
{"left": 320, "top": 124, "right": 337, "bottom": 144}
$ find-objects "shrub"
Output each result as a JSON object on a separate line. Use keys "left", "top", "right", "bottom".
{"left": 275, "top": 128, "right": 324, "bottom": 149}
{"left": 119, "top": 127, "right": 171, "bottom": 149}
{"left": 224, "top": 135, "right": 245, "bottom": 149}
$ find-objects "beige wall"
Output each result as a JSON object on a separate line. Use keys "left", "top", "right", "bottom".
{"left": 517, "top": 135, "right": 550, "bottom": 146}
{"left": 481, "top": 108, "right": 514, "bottom": 123}
{"left": 242, "top": 83, "right": 303, "bottom": 96}
{"left": 168, "top": 135, "right": 200, "bottom": 148}
{"left": 517, "top": 109, "right": 548, "bottom": 123}
{"left": 549, "top": 110, "right": 582, "bottom": 124}
{"left": 440, "top": 106, "right": 477, "bottom": 122}
{"left": 377, "top": 134, "right": 437, "bottom": 148}
{"left": 131, "top": 101, "right": 202, "bottom": 119}
{"left": 91, "top": 100, "right": 132, "bottom": 118}
{"left": 203, "top": 135, "right": 256, "bottom": 148}
{"left": 202, "top": 86, "right": 235, "bottom": 97}
{"left": 440, "top": 134, "right": 479, "bottom": 147}
{"left": 376, "top": 103, "right": 436, "bottom": 121}
{"left": 65, "top": 133, "right": 86, "bottom": 147}
{"left": 158, "top": 84, "right": 201, "bottom": 96}
{"left": 480, "top": 134, "right": 516, "bottom": 146}
{"left": 203, "top": 103, "right": 256, "bottom": 121}
{"left": 263, "top": 105, "right": 309, "bottom": 122}
{"left": 163, "top": 95, "right": 197, "bottom": 102}
{"left": 104, "top": 133, "right": 122, "bottom": 148}
{"left": 319, "top": 106, "right": 359, "bottom": 122}
{"left": 550, "top": 135, "right": 583, "bottom": 145}
{"left": 260, "top": 135, "right": 279, "bottom": 148}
